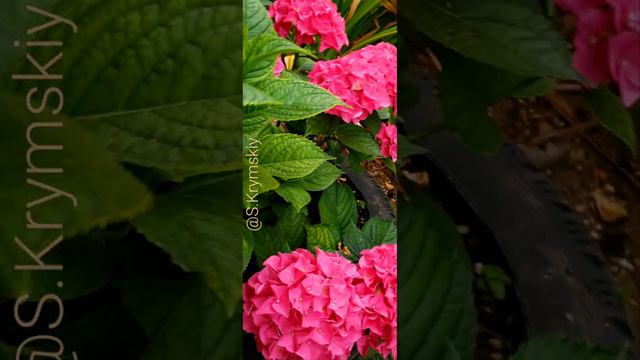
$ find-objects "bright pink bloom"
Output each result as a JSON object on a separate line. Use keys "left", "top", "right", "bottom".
{"left": 572, "top": 7, "right": 615, "bottom": 84}
{"left": 376, "top": 123, "right": 397, "bottom": 162}
{"left": 309, "top": 43, "right": 397, "bottom": 123}
{"left": 606, "top": 0, "right": 640, "bottom": 32}
{"left": 274, "top": 56, "right": 286, "bottom": 77}
{"left": 268, "top": 0, "right": 348, "bottom": 51}
{"left": 556, "top": 0, "right": 639, "bottom": 106}
{"left": 556, "top": 0, "right": 608, "bottom": 17}
{"left": 355, "top": 244, "right": 398, "bottom": 360}
{"left": 243, "top": 248, "right": 364, "bottom": 360}
{"left": 608, "top": 32, "right": 640, "bottom": 106}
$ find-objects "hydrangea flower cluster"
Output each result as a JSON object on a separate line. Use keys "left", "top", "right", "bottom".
{"left": 243, "top": 248, "right": 365, "bottom": 360}
{"left": 274, "top": 56, "right": 286, "bottom": 77}
{"left": 309, "top": 42, "right": 398, "bottom": 123}
{"left": 376, "top": 123, "right": 398, "bottom": 162}
{"left": 556, "top": 0, "right": 640, "bottom": 106}
{"left": 243, "top": 245, "right": 398, "bottom": 360}
{"left": 355, "top": 244, "right": 398, "bottom": 360}
{"left": 269, "top": 0, "right": 349, "bottom": 52}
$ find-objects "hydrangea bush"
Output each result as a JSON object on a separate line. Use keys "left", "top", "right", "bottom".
{"left": 243, "top": 0, "right": 397, "bottom": 358}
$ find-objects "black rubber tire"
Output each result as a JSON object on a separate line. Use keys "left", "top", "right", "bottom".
{"left": 421, "top": 132, "right": 634, "bottom": 355}
{"left": 402, "top": 69, "right": 635, "bottom": 356}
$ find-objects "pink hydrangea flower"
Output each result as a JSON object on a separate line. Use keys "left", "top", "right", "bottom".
{"left": 274, "top": 56, "right": 286, "bottom": 77}
{"left": 309, "top": 43, "right": 397, "bottom": 123}
{"left": 608, "top": 32, "right": 640, "bottom": 106}
{"left": 556, "top": 0, "right": 607, "bottom": 16}
{"left": 243, "top": 248, "right": 364, "bottom": 360}
{"left": 606, "top": 0, "right": 640, "bottom": 32}
{"left": 268, "top": 0, "right": 348, "bottom": 52}
{"left": 572, "top": 7, "right": 615, "bottom": 84}
{"left": 556, "top": 0, "right": 640, "bottom": 106}
{"left": 376, "top": 123, "right": 397, "bottom": 162}
{"left": 355, "top": 244, "right": 398, "bottom": 360}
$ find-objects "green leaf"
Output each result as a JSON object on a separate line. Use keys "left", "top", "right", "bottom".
{"left": 275, "top": 183, "right": 312, "bottom": 212}
{"left": 244, "top": 34, "right": 314, "bottom": 82}
{"left": 8, "top": 0, "right": 242, "bottom": 117}
{"left": 243, "top": 82, "right": 281, "bottom": 108}
{"left": 343, "top": 222, "right": 375, "bottom": 261}
{"left": 244, "top": 146, "right": 279, "bottom": 208}
{"left": 398, "top": 134, "right": 429, "bottom": 159}
{"left": 511, "top": 78, "right": 557, "bottom": 98}
{"left": 5, "top": 0, "right": 243, "bottom": 180}
{"left": 243, "top": 115, "right": 273, "bottom": 139}
{"left": 244, "top": 0, "right": 276, "bottom": 39}
{"left": 133, "top": 174, "right": 242, "bottom": 315}
{"left": 398, "top": 190, "right": 476, "bottom": 359}
{"left": 306, "top": 224, "right": 341, "bottom": 251}
{"left": 0, "top": 93, "right": 151, "bottom": 299}
{"left": 260, "top": 134, "right": 334, "bottom": 180}
{"left": 253, "top": 226, "right": 291, "bottom": 264}
{"left": 481, "top": 265, "right": 511, "bottom": 300}
{"left": 514, "top": 337, "right": 618, "bottom": 360}
{"left": 334, "top": 124, "right": 382, "bottom": 156}
{"left": 363, "top": 217, "right": 397, "bottom": 244}
{"left": 305, "top": 116, "right": 340, "bottom": 136}
{"left": 439, "top": 55, "right": 503, "bottom": 154}
{"left": 287, "top": 162, "right": 343, "bottom": 191}
{"left": 243, "top": 229, "right": 254, "bottom": 271}
{"left": 274, "top": 205, "right": 309, "bottom": 249}
{"left": 76, "top": 97, "right": 243, "bottom": 180}
{"left": 319, "top": 183, "right": 358, "bottom": 233}
{"left": 120, "top": 278, "right": 241, "bottom": 360}
{"left": 250, "top": 78, "right": 343, "bottom": 121}
{"left": 405, "top": 0, "right": 578, "bottom": 79}
{"left": 587, "top": 88, "right": 637, "bottom": 150}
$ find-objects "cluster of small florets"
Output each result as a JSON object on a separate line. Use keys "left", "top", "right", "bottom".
{"left": 376, "top": 123, "right": 398, "bottom": 162}
{"left": 557, "top": 0, "right": 639, "bottom": 106}
{"left": 308, "top": 43, "right": 398, "bottom": 124}
{"left": 269, "top": 0, "right": 349, "bottom": 52}
{"left": 355, "top": 244, "right": 398, "bottom": 359}
{"left": 243, "top": 245, "right": 398, "bottom": 360}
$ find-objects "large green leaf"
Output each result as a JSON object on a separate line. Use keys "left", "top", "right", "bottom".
{"left": 306, "top": 224, "right": 341, "bottom": 251}
{"left": 275, "top": 183, "right": 311, "bottom": 212}
{"left": 8, "top": 0, "right": 241, "bottom": 116}
{"left": 0, "top": 93, "right": 151, "bottom": 299}
{"left": 587, "top": 88, "right": 637, "bottom": 151}
{"left": 249, "top": 78, "right": 343, "bottom": 121}
{"left": 120, "top": 277, "right": 241, "bottom": 360}
{"left": 243, "top": 229, "right": 254, "bottom": 271}
{"left": 244, "top": 34, "right": 313, "bottom": 82}
{"left": 260, "top": 134, "right": 334, "bottom": 180}
{"left": 132, "top": 174, "right": 242, "bottom": 314}
{"left": 76, "top": 98, "right": 242, "bottom": 180}
{"left": 398, "top": 189, "right": 476, "bottom": 359}
{"left": 343, "top": 221, "right": 375, "bottom": 261}
{"left": 405, "top": 0, "right": 578, "bottom": 79}
{"left": 305, "top": 116, "right": 340, "bottom": 137}
{"left": 274, "top": 205, "right": 309, "bottom": 249}
{"left": 286, "top": 162, "right": 343, "bottom": 192}
{"left": 5, "top": 0, "right": 243, "bottom": 180}
{"left": 243, "top": 82, "right": 281, "bottom": 108}
{"left": 253, "top": 226, "right": 291, "bottom": 264}
{"left": 363, "top": 217, "right": 397, "bottom": 244}
{"left": 514, "top": 338, "right": 618, "bottom": 360}
{"left": 439, "top": 53, "right": 544, "bottom": 154}
{"left": 334, "top": 124, "right": 382, "bottom": 156}
{"left": 319, "top": 183, "right": 358, "bottom": 233}
{"left": 244, "top": 0, "right": 275, "bottom": 39}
